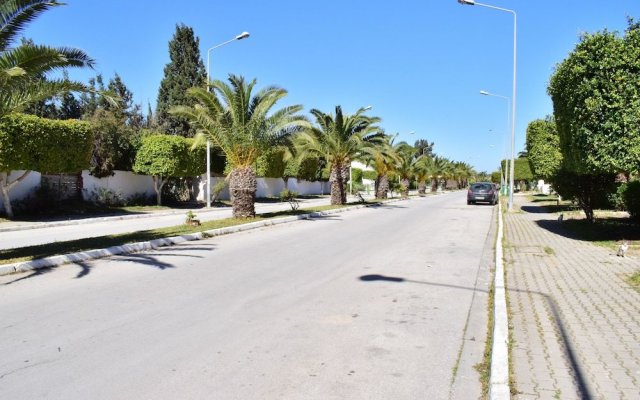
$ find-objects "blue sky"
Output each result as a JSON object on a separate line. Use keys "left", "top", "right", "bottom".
{"left": 24, "top": 0, "right": 640, "bottom": 173}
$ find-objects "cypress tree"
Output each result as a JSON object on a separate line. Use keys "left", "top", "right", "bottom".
{"left": 156, "top": 24, "right": 206, "bottom": 137}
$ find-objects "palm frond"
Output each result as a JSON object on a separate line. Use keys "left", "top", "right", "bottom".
{"left": 0, "top": 0, "right": 62, "bottom": 50}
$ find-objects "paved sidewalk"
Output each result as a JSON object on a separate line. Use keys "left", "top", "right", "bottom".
{"left": 505, "top": 195, "right": 640, "bottom": 399}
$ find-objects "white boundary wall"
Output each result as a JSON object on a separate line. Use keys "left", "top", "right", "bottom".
{"left": 198, "top": 175, "right": 330, "bottom": 201}
{"left": 0, "top": 170, "right": 42, "bottom": 211}
{"left": 1, "top": 170, "right": 330, "bottom": 211}
{"left": 81, "top": 170, "right": 155, "bottom": 200}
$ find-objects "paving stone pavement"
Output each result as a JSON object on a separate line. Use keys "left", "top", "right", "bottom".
{"left": 504, "top": 195, "right": 640, "bottom": 400}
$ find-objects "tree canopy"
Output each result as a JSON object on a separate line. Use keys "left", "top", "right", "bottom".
{"left": 548, "top": 20, "right": 640, "bottom": 175}
{"left": 156, "top": 24, "right": 206, "bottom": 137}
{"left": 525, "top": 117, "right": 562, "bottom": 180}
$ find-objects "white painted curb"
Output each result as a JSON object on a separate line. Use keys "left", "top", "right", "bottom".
{"left": 0, "top": 199, "right": 411, "bottom": 277}
{"left": 490, "top": 201, "right": 511, "bottom": 399}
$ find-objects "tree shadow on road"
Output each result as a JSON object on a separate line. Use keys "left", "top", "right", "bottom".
{"left": 358, "top": 274, "right": 593, "bottom": 399}
{"left": 1, "top": 243, "right": 216, "bottom": 284}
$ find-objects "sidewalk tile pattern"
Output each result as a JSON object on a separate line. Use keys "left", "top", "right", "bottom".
{"left": 505, "top": 196, "right": 640, "bottom": 400}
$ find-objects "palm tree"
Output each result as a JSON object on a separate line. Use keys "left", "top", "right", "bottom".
{"left": 433, "top": 156, "right": 453, "bottom": 191}
{"left": 452, "top": 161, "right": 475, "bottom": 189}
{"left": 294, "top": 106, "right": 383, "bottom": 205}
{"left": 171, "top": 74, "right": 308, "bottom": 217}
{"left": 393, "top": 142, "right": 415, "bottom": 198}
{"left": 359, "top": 133, "right": 399, "bottom": 199}
{"left": 0, "top": 0, "right": 98, "bottom": 118}
{"left": 413, "top": 155, "right": 436, "bottom": 196}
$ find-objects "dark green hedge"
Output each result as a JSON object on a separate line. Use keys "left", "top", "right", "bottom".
{"left": 0, "top": 113, "right": 92, "bottom": 173}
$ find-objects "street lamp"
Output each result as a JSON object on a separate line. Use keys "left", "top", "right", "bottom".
{"left": 459, "top": 0, "right": 517, "bottom": 211}
{"left": 480, "top": 90, "right": 510, "bottom": 195}
{"left": 204, "top": 31, "right": 250, "bottom": 208}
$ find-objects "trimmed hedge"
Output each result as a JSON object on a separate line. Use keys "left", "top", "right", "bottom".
{"left": 0, "top": 113, "right": 92, "bottom": 173}
{"left": 133, "top": 134, "right": 205, "bottom": 177}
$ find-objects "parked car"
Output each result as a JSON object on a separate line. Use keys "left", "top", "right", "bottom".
{"left": 467, "top": 182, "right": 498, "bottom": 205}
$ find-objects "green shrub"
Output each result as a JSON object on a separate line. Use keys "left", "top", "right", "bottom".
{"left": 351, "top": 168, "right": 363, "bottom": 184}
{"left": 362, "top": 170, "right": 377, "bottom": 181}
{"left": 623, "top": 181, "right": 640, "bottom": 222}
{"left": 279, "top": 188, "right": 299, "bottom": 210}
{"left": 608, "top": 183, "right": 628, "bottom": 211}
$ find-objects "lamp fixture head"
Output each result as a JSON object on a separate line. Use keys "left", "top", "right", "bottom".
{"left": 236, "top": 31, "right": 250, "bottom": 40}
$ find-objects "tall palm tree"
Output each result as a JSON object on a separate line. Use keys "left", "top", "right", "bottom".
{"left": 360, "top": 133, "right": 399, "bottom": 199}
{"left": 171, "top": 74, "right": 308, "bottom": 217}
{"left": 0, "top": 0, "right": 97, "bottom": 118}
{"left": 294, "top": 106, "right": 383, "bottom": 205}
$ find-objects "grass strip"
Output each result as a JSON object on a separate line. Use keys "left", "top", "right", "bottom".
{"left": 0, "top": 203, "right": 366, "bottom": 265}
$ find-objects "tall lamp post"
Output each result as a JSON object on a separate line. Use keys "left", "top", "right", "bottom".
{"left": 480, "top": 90, "right": 510, "bottom": 195}
{"left": 458, "top": 0, "right": 516, "bottom": 211}
{"left": 205, "top": 31, "right": 250, "bottom": 208}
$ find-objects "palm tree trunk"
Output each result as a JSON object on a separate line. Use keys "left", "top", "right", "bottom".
{"left": 329, "top": 164, "right": 347, "bottom": 205}
{"left": 375, "top": 174, "right": 389, "bottom": 199}
{"left": 229, "top": 166, "right": 257, "bottom": 217}
{"left": 400, "top": 178, "right": 410, "bottom": 198}
{"left": 418, "top": 181, "right": 426, "bottom": 196}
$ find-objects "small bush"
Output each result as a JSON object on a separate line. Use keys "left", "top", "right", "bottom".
{"left": 623, "top": 181, "right": 640, "bottom": 222}
{"left": 279, "top": 189, "right": 299, "bottom": 210}
{"left": 211, "top": 180, "right": 227, "bottom": 203}
{"left": 84, "top": 187, "right": 125, "bottom": 207}
{"left": 608, "top": 183, "right": 627, "bottom": 211}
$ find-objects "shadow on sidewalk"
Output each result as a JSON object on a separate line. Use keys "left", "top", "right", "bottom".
{"left": 359, "top": 273, "right": 593, "bottom": 399}
{"left": 535, "top": 218, "right": 640, "bottom": 243}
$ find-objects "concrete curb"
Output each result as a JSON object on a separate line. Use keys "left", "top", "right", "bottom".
{"left": 489, "top": 200, "right": 511, "bottom": 399}
{"left": 0, "top": 207, "right": 232, "bottom": 233}
{"left": 0, "top": 199, "right": 408, "bottom": 277}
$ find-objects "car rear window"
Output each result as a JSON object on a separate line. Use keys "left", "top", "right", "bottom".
{"left": 471, "top": 183, "right": 492, "bottom": 190}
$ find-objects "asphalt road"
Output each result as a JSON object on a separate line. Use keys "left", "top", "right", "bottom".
{"left": 0, "top": 197, "right": 331, "bottom": 250}
{"left": 0, "top": 192, "right": 495, "bottom": 400}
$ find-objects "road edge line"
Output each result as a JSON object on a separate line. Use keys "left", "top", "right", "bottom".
{"left": 489, "top": 200, "right": 510, "bottom": 399}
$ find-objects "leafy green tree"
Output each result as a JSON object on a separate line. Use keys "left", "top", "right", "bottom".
{"left": 133, "top": 134, "right": 205, "bottom": 205}
{"left": 513, "top": 158, "right": 533, "bottom": 181}
{"left": 156, "top": 24, "right": 206, "bottom": 137}
{"left": 548, "top": 21, "right": 640, "bottom": 176}
{"left": 0, "top": 113, "right": 92, "bottom": 217}
{"left": 58, "top": 91, "right": 82, "bottom": 119}
{"left": 0, "top": 1, "right": 99, "bottom": 118}
{"left": 526, "top": 117, "right": 562, "bottom": 180}
{"left": 295, "top": 106, "right": 384, "bottom": 204}
{"left": 171, "top": 75, "right": 307, "bottom": 217}
{"left": 550, "top": 168, "right": 617, "bottom": 222}
{"left": 88, "top": 109, "right": 140, "bottom": 177}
